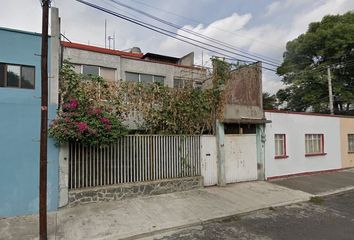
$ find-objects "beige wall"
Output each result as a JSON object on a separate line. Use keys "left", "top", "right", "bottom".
{"left": 340, "top": 118, "right": 354, "bottom": 168}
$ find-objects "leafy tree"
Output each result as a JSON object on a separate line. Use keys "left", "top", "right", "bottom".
{"left": 277, "top": 12, "right": 354, "bottom": 114}
{"left": 262, "top": 92, "right": 278, "bottom": 110}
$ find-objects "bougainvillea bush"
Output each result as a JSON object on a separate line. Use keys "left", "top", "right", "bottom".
{"left": 49, "top": 99, "right": 127, "bottom": 145}
{"left": 49, "top": 61, "right": 127, "bottom": 145}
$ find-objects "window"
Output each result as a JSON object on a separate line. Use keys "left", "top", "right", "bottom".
{"left": 126, "top": 72, "right": 139, "bottom": 82}
{"left": 173, "top": 78, "right": 197, "bottom": 89}
{"left": 78, "top": 64, "right": 116, "bottom": 81}
{"left": 305, "top": 134, "right": 325, "bottom": 156}
{"left": 125, "top": 72, "right": 165, "bottom": 85}
{"left": 173, "top": 78, "right": 183, "bottom": 88}
{"left": 140, "top": 74, "right": 153, "bottom": 84}
{"left": 100, "top": 67, "right": 115, "bottom": 82}
{"left": 348, "top": 134, "right": 354, "bottom": 153}
{"left": 82, "top": 65, "right": 99, "bottom": 76}
{"left": 0, "top": 63, "right": 35, "bottom": 89}
{"left": 274, "top": 134, "right": 287, "bottom": 159}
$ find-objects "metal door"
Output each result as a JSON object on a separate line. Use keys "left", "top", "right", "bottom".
{"left": 225, "top": 134, "right": 257, "bottom": 183}
{"left": 200, "top": 136, "right": 218, "bottom": 186}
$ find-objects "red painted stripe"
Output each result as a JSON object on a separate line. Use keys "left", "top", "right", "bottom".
{"left": 61, "top": 41, "right": 144, "bottom": 58}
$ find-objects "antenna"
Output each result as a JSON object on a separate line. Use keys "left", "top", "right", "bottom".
{"left": 104, "top": 19, "right": 107, "bottom": 48}
{"left": 108, "top": 34, "right": 115, "bottom": 50}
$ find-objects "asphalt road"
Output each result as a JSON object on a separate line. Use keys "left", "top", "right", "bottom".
{"left": 151, "top": 190, "right": 354, "bottom": 240}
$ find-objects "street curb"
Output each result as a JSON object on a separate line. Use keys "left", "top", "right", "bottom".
{"left": 315, "top": 186, "right": 354, "bottom": 197}
{"left": 113, "top": 197, "right": 312, "bottom": 240}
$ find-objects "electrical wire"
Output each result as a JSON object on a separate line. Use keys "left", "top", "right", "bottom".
{"left": 75, "top": 0, "right": 278, "bottom": 71}
{"left": 129, "top": 0, "right": 286, "bottom": 51}
{"left": 106, "top": 0, "right": 281, "bottom": 65}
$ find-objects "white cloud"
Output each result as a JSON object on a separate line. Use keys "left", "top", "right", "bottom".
{"left": 288, "top": 0, "right": 354, "bottom": 40}
{"left": 265, "top": 1, "right": 281, "bottom": 16}
{"left": 1, "top": 0, "right": 353, "bottom": 95}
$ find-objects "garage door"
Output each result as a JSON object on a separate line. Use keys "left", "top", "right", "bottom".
{"left": 225, "top": 134, "right": 258, "bottom": 183}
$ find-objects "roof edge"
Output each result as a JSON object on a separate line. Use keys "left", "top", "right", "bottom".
{"left": 61, "top": 41, "right": 143, "bottom": 58}
{"left": 265, "top": 109, "right": 354, "bottom": 118}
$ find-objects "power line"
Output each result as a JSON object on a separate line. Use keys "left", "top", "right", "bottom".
{"left": 75, "top": 0, "right": 278, "bottom": 72}
{"left": 129, "top": 0, "right": 285, "bottom": 51}
{"left": 106, "top": 0, "right": 281, "bottom": 65}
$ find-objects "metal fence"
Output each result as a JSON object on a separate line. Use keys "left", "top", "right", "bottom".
{"left": 68, "top": 135, "right": 201, "bottom": 189}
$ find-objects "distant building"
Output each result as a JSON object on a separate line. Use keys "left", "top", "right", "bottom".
{"left": 61, "top": 41, "right": 206, "bottom": 89}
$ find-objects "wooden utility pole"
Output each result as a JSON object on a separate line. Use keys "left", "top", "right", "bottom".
{"left": 327, "top": 66, "right": 334, "bottom": 115}
{"left": 40, "top": 0, "right": 50, "bottom": 239}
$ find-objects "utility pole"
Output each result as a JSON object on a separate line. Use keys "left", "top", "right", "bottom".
{"left": 40, "top": 0, "right": 50, "bottom": 239}
{"left": 327, "top": 66, "right": 334, "bottom": 115}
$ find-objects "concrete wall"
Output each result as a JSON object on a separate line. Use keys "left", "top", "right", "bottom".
{"left": 265, "top": 112, "right": 341, "bottom": 179}
{"left": 62, "top": 47, "right": 121, "bottom": 80}
{"left": 0, "top": 28, "right": 59, "bottom": 216}
{"left": 62, "top": 46, "right": 206, "bottom": 87}
{"left": 223, "top": 62, "right": 263, "bottom": 122}
{"left": 340, "top": 118, "right": 354, "bottom": 168}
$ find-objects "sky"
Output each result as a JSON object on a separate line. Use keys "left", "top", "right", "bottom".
{"left": 0, "top": 0, "right": 353, "bottom": 93}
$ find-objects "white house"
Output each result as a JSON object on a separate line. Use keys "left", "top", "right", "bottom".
{"left": 265, "top": 110, "right": 342, "bottom": 179}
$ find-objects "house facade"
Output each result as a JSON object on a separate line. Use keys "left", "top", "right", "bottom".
{"left": 0, "top": 27, "right": 60, "bottom": 216}
{"left": 61, "top": 41, "right": 207, "bottom": 88}
{"left": 265, "top": 110, "right": 354, "bottom": 179}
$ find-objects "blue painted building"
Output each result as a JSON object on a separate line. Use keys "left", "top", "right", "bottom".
{"left": 0, "top": 27, "right": 59, "bottom": 216}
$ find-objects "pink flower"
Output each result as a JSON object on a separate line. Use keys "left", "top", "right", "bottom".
{"left": 65, "top": 117, "right": 71, "bottom": 123}
{"left": 75, "top": 121, "right": 88, "bottom": 133}
{"left": 100, "top": 117, "right": 110, "bottom": 124}
{"left": 93, "top": 108, "right": 103, "bottom": 115}
{"left": 69, "top": 99, "right": 78, "bottom": 109}
{"left": 104, "top": 125, "right": 111, "bottom": 130}
{"left": 62, "top": 99, "right": 78, "bottom": 110}
{"left": 62, "top": 103, "right": 71, "bottom": 110}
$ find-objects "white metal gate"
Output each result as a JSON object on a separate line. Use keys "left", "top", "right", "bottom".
{"left": 225, "top": 134, "right": 258, "bottom": 183}
{"left": 200, "top": 136, "right": 218, "bottom": 186}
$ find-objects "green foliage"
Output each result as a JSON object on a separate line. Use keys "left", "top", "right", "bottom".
{"left": 309, "top": 196, "right": 324, "bottom": 205}
{"left": 120, "top": 82, "right": 215, "bottom": 135}
{"left": 49, "top": 61, "right": 127, "bottom": 145}
{"left": 263, "top": 92, "right": 278, "bottom": 110}
{"left": 277, "top": 12, "right": 354, "bottom": 114}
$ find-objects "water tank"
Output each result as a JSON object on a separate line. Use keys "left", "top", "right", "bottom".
{"left": 130, "top": 47, "right": 142, "bottom": 54}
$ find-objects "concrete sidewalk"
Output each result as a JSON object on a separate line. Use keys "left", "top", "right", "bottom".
{"left": 0, "top": 181, "right": 311, "bottom": 240}
{"left": 271, "top": 168, "right": 354, "bottom": 195}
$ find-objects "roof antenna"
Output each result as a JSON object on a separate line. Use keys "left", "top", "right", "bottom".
{"left": 104, "top": 19, "right": 107, "bottom": 48}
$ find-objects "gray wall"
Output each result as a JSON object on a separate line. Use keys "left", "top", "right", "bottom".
{"left": 63, "top": 47, "right": 206, "bottom": 87}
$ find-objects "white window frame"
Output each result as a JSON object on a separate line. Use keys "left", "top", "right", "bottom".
{"left": 305, "top": 134, "right": 325, "bottom": 156}
{"left": 274, "top": 134, "right": 287, "bottom": 159}
{"left": 348, "top": 134, "right": 354, "bottom": 153}
{"left": 125, "top": 71, "right": 165, "bottom": 85}
{"left": 81, "top": 64, "right": 116, "bottom": 81}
